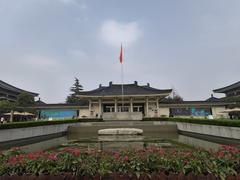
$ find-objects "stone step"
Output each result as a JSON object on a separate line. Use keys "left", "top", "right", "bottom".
{"left": 77, "top": 121, "right": 175, "bottom": 127}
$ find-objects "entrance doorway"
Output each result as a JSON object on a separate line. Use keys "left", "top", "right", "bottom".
{"left": 103, "top": 104, "right": 115, "bottom": 112}
{"left": 133, "top": 103, "right": 145, "bottom": 115}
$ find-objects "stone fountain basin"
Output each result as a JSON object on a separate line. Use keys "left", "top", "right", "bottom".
{"left": 98, "top": 128, "right": 143, "bottom": 135}
{"left": 98, "top": 135, "right": 144, "bottom": 142}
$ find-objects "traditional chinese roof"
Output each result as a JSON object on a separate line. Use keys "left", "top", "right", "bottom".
{"left": 35, "top": 98, "right": 46, "bottom": 105}
{"left": 220, "top": 95, "right": 240, "bottom": 103}
{"left": 213, "top": 81, "right": 240, "bottom": 93}
{"left": 77, "top": 81, "right": 172, "bottom": 97}
{"left": 159, "top": 100, "right": 233, "bottom": 107}
{"left": 205, "top": 94, "right": 221, "bottom": 102}
{"left": 0, "top": 80, "right": 38, "bottom": 96}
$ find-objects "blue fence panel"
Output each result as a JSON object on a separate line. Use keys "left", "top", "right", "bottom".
{"left": 40, "top": 109, "right": 77, "bottom": 119}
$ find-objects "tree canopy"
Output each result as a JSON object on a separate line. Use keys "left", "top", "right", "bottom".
{"left": 166, "top": 89, "right": 183, "bottom": 102}
{"left": 66, "top": 78, "right": 83, "bottom": 103}
{"left": 0, "top": 100, "right": 16, "bottom": 114}
{"left": 17, "top": 92, "right": 35, "bottom": 107}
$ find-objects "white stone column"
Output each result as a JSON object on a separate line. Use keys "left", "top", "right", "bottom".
{"left": 130, "top": 97, "right": 133, "bottom": 112}
{"left": 89, "top": 99, "right": 92, "bottom": 117}
{"left": 156, "top": 97, "right": 159, "bottom": 117}
{"left": 145, "top": 97, "right": 149, "bottom": 117}
{"left": 114, "top": 98, "right": 117, "bottom": 112}
{"left": 10, "top": 110, "right": 14, "bottom": 122}
{"left": 98, "top": 98, "right": 102, "bottom": 118}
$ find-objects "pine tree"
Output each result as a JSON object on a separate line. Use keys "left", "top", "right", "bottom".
{"left": 66, "top": 78, "right": 83, "bottom": 103}
{"left": 70, "top": 77, "right": 83, "bottom": 94}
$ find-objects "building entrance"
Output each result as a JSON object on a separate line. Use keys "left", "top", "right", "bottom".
{"left": 133, "top": 103, "right": 145, "bottom": 115}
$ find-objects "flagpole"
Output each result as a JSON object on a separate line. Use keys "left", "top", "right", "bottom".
{"left": 119, "top": 44, "right": 124, "bottom": 112}
{"left": 121, "top": 61, "right": 124, "bottom": 111}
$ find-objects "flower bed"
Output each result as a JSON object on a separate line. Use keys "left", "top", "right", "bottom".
{"left": 0, "top": 145, "right": 240, "bottom": 179}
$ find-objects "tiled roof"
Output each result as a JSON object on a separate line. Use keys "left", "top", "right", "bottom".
{"left": 0, "top": 80, "right": 38, "bottom": 96}
{"left": 205, "top": 95, "right": 221, "bottom": 102}
{"left": 220, "top": 95, "right": 240, "bottom": 103}
{"left": 213, "top": 81, "right": 240, "bottom": 93}
{"left": 77, "top": 82, "right": 172, "bottom": 96}
{"left": 159, "top": 100, "right": 233, "bottom": 107}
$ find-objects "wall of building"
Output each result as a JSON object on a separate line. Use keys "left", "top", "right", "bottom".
{"left": 148, "top": 102, "right": 157, "bottom": 117}
{"left": 211, "top": 106, "right": 228, "bottom": 119}
{"left": 78, "top": 103, "right": 227, "bottom": 119}
{"left": 92, "top": 103, "right": 100, "bottom": 117}
{"left": 159, "top": 107, "right": 170, "bottom": 117}
{"left": 79, "top": 108, "right": 90, "bottom": 118}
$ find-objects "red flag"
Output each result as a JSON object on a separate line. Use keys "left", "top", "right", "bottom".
{"left": 119, "top": 45, "right": 123, "bottom": 64}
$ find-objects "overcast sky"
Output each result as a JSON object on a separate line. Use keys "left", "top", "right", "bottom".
{"left": 0, "top": 0, "right": 240, "bottom": 103}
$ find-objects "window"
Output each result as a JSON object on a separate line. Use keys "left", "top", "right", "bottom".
{"left": 118, "top": 106, "right": 129, "bottom": 112}
{"left": 105, "top": 106, "right": 115, "bottom": 112}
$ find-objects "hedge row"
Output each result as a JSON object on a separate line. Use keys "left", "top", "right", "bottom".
{"left": 1, "top": 117, "right": 240, "bottom": 130}
{"left": 143, "top": 117, "right": 240, "bottom": 127}
{"left": 0, "top": 118, "right": 103, "bottom": 130}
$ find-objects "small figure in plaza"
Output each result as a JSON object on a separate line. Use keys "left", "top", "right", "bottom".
{"left": 1, "top": 117, "right": 5, "bottom": 123}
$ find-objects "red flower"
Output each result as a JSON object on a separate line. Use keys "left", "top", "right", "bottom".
{"left": 71, "top": 149, "right": 80, "bottom": 157}
{"left": 8, "top": 156, "right": 17, "bottom": 164}
{"left": 159, "top": 148, "right": 165, "bottom": 156}
{"left": 85, "top": 149, "right": 92, "bottom": 155}
{"left": 114, "top": 152, "right": 120, "bottom": 159}
{"left": 27, "top": 153, "right": 37, "bottom": 160}
{"left": 48, "top": 153, "right": 58, "bottom": 161}
{"left": 124, "top": 155, "right": 129, "bottom": 161}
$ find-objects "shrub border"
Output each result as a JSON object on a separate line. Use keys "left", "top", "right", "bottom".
{"left": 1, "top": 117, "right": 240, "bottom": 130}
{"left": 0, "top": 118, "right": 103, "bottom": 130}
{"left": 143, "top": 117, "right": 240, "bottom": 127}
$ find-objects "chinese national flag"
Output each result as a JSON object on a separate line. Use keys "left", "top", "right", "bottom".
{"left": 119, "top": 45, "right": 123, "bottom": 64}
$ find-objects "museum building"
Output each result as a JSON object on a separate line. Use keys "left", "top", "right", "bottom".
{"left": 213, "top": 81, "right": 240, "bottom": 106}
{"left": 33, "top": 81, "right": 232, "bottom": 120}
{"left": 0, "top": 80, "right": 38, "bottom": 102}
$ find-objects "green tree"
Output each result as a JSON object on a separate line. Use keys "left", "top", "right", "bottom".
{"left": 0, "top": 100, "right": 16, "bottom": 115}
{"left": 167, "top": 95, "right": 183, "bottom": 102}
{"left": 166, "top": 89, "right": 183, "bottom": 102}
{"left": 66, "top": 78, "right": 83, "bottom": 103}
{"left": 17, "top": 92, "right": 35, "bottom": 107}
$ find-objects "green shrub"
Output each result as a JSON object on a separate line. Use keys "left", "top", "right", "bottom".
{"left": 143, "top": 117, "right": 240, "bottom": 127}
{"left": 0, "top": 118, "right": 103, "bottom": 130}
